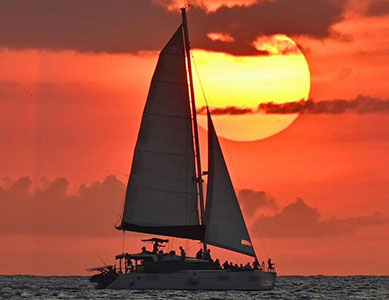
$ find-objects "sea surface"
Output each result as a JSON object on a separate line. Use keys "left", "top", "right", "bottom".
{"left": 0, "top": 275, "right": 388, "bottom": 299}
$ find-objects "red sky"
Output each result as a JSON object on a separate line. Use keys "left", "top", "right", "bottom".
{"left": 1, "top": 0, "right": 389, "bottom": 276}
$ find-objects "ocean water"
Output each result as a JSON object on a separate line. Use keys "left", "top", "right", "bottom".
{"left": 0, "top": 275, "right": 388, "bottom": 299}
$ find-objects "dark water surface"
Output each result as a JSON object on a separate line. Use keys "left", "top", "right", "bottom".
{"left": 0, "top": 275, "right": 388, "bottom": 299}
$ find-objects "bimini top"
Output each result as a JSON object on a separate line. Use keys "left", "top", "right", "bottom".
{"left": 141, "top": 238, "right": 169, "bottom": 243}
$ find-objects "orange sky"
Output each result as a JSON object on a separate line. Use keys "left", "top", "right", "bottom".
{"left": 1, "top": 0, "right": 389, "bottom": 276}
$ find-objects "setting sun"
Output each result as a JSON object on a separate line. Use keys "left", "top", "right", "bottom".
{"left": 193, "top": 34, "right": 310, "bottom": 141}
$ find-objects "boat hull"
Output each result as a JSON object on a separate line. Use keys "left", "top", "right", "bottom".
{"left": 105, "top": 270, "right": 276, "bottom": 290}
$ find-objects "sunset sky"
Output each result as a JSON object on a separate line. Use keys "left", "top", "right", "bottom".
{"left": 1, "top": 0, "right": 389, "bottom": 276}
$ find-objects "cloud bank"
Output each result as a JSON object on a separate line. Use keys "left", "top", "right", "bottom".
{"left": 1, "top": 177, "right": 387, "bottom": 239}
{"left": 199, "top": 95, "right": 389, "bottom": 115}
{"left": 238, "top": 189, "right": 278, "bottom": 213}
{"left": 256, "top": 197, "right": 389, "bottom": 238}
{"left": 189, "top": 0, "right": 346, "bottom": 55}
{"left": 0, "top": 0, "right": 346, "bottom": 55}
{"left": 366, "top": 0, "right": 389, "bottom": 16}
{"left": 0, "top": 176, "right": 125, "bottom": 236}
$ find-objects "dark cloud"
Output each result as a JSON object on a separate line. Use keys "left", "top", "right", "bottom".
{"left": 366, "top": 0, "right": 389, "bottom": 16}
{"left": 197, "top": 106, "right": 254, "bottom": 115}
{"left": 238, "top": 190, "right": 278, "bottom": 218}
{"left": 0, "top": 0, "right": 178, "bottom": 53}
{"left": 0, "top": 0, "right": 346, "bottom": 55}
{"left": 189, "top": 0, "right": 346, "bottom": 55}
{"left": 198, "top": 95, "right": 389, "bottom": 115}
{"left": 1, "top": 178, "right": 387, "bottom": 239}
{"left": 258, "top": 95, "right": 389, "bottom": 114}
{"left": 256, "top": 197, "right": 389, "bottom": 238}
{"left": 355, "top": 48, "right": 389, "bottom": 57}
{"left": 0, "top": 176, "right": 125, "bottom": 236}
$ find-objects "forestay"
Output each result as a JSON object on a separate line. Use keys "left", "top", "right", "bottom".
{"left": 205, "top": 112, "right": 256, "bottom": 257}
{"left": 118, "top": 26, "right": 204, "bottom": 240}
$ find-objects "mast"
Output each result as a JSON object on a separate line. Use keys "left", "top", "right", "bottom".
{"left": 181, "top": 7, "right": 207, "bottom": 252}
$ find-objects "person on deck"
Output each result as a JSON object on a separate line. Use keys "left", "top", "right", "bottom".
{"left": 253, "top": 258, "right": 260, "bottom": 270}
{"left": 222, "top": 260, "right": 230, "bottom": 270}
{"left": 244, "top": 262, "right": 252, "bottom": 271}
{"left": 214, "top": 258, "right": 221, "bottom": 269}
{"left": 204, "top": 249, "right": 212, "bottom": 262}
{"left": 268, "top": 258, "right": 274, "bottom": 271}
{"left": 141, "top": 246, "right": 147, "bottom": 253}
{"left": 152, "top": 241, "right": 161, "bottom": 254}
{"left": 196, "top": 248, "right": 203, "bottom": 259}
{"left": 179, "top": 246, "right": 186, "bottom": 260}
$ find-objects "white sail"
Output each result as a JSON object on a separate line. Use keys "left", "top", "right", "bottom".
{"left": 205, "top": 112, "right": 256, "bottom": 257}
{"left": 119, "top": 26, "right": 204, "bottom": 240}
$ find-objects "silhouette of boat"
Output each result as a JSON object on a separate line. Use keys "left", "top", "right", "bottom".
{"left": 89, "top": 7, "right": 277, "bottom": 290}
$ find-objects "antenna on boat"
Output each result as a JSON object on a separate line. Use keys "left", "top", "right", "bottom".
{"left": 181, "top": 6, "right": 208, "bottom": 253}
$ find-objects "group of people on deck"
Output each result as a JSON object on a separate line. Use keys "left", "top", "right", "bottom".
{"left": 142, "top": 241, "right": 275, "bottom": 272}
{"left": 218, "top": 258, "right": 274, "bottom": 272}
{"left": 195, "top": 248, "right": 212, "bottom": 260}
{"left": 194, "top": 248, "right": 275, "bottom": 272}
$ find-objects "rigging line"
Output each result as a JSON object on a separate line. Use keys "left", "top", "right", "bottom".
{"left": 115, "top": 187, "right": 126, "bottom": 228}
{"left": 97, "top": 256, "right": 108, "bottom": 267}
{"left": 187, "top": 241, "right": 202, "bottom": 252}
{"left": 191, "top": 53, "right": 209, "bottom": 108}
{"left": 192, "top": 52, "right": 271, "bottom": 260}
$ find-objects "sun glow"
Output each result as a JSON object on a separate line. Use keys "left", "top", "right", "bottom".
{"left": 193, "top": 34, "right": 310, "bottom": 141}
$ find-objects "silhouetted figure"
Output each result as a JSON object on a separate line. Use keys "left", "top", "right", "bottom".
{"left": 244, "top": 262, "right": 252, "bottom": 271}
{"left": 268, "top": 258, "right": 274, "bottom": 272}
{"left": 261, "top": 261, "right": 265, "bottom": 271}
{"left": 204, "top": 249, "right": 212, "bottom": 262}
{"left": 152, "top": 241, "right": 161, "bottom": 254}
{"left": 253, "top": 258, "right": 260, "bottom": 271}
{"left": 214, "top": 258, "right": 221, "bottom": 269}
{"left": 179, "top": 246, "right": 186, "bottom": 260}
{"left": 223, "top": 260, "right": 230, "bottom": 270}
{"left": 196, "top": 248, "right": 203, "bottom": 259}
{"left": 141, "top": 246, "right": 147, "bottom": 253}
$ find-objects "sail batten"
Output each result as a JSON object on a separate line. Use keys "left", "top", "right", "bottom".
{"left": 119, "top": 25, "right": 204, "bottom": 240}
{"left": 205, "top": 111, "right": 256, "bottom": 257}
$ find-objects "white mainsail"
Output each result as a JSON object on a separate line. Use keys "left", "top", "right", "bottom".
{"left": 205, "top": 112, "right": 256, "bottom": 257}
{"left": 119, "top": 26, "right": 204, "bottom": 240}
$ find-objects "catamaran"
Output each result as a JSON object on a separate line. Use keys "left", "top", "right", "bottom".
{"left": 89, "top": 7, "right": 277, "bottom": 290}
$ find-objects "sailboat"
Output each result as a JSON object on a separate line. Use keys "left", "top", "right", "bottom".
{"left": 89, "top": 7, "right": 277, "bottom": 290}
